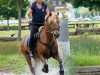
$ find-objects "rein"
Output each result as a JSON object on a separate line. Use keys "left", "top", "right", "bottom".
{"left": 38, "top": 23, "right": 59, "bottom": 50}
{"left": 39, "top": 39, "right": 55, "bottom": 49}
{"left": 37, "top": 19, "right": 60, "bottom": 55}
{"left": 46, "top": 23, "right": 60, "bottom": 34}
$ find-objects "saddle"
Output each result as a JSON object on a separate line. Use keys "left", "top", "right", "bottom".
{"left": 25, "top": 26, "right": 44, "bottom": 47}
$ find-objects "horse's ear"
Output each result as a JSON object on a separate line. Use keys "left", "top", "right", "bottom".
{"left": 57, "top": 12, "right": 59, "bottom": 16}
{"left": 49, "top": 12, "right": 52, "bottom": 16}
{"left": 45, "top": 12, "right": 52, "bottom": 21}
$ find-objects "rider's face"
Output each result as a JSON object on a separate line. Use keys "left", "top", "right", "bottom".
{"left": 37, "top": 0, "right": 42, "bottom": 4}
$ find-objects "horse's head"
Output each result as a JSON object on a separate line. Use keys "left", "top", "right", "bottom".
{"left": 45, "top": 12, "right": 60, "bottom": 38}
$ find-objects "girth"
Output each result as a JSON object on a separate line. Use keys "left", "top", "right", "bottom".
{"left": 38, "top": 40, "right": 55, "bottom": 57}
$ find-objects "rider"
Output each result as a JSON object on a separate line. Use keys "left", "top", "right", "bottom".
{"left": 25, "top": 0, "right": 49, "bottom": 56}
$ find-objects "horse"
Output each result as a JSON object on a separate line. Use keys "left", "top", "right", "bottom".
{"left": 20, "top": 12, "right": 64, "bottom": 75}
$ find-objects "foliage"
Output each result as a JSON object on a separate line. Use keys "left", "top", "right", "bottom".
{"left": 74, "top": 7, "right": 89, "bottom": 18}
{"left": 0, "top": 4, "right": 17, "bottom": 20}
{"left": 63, "top": 0, "right": 100, "bottom": 11}
{"left": 0, "top": 0, "right": 29, "bottom": 41}
{"left": 0, "top": 0, "right": 28, "bottom": 19}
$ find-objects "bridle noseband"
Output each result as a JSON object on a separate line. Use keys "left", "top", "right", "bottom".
{"left": 46, "top": 23, "right": 60, "bottom": 34}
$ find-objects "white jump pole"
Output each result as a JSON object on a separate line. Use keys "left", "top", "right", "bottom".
{"left": 58, "top": 18, "right": 71, "bottom": 74}
{"left": 58, "top": 18, "right": 70, "bottom": 57}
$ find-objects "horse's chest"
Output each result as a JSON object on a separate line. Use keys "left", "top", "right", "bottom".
{"left": 43, "top": 47, "right": 58, "bottom": 59}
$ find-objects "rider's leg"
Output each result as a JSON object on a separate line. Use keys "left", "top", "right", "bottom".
{"left": 29, "top": 25, "right": 38, "bottom": 56}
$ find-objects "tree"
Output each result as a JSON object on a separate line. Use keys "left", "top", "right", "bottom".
{"left": 0, "top": 0, "right": 29, "bottom": 41}
{"left": 63, "top": 0, "right": 100, "bottom": 11}
{"left": 10, "top": 0, "right": 28, "bottom": 41}
{"left": 75, "top": 7, "right": 89, "bottom": 18}
{"left": 46, "top": 0, "right": 55, "bottom": 11}
{"left": 0, "top": 3, "right": 17, "bottom": 30}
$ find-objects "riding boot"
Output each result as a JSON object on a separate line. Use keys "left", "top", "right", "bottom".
{"left": 29, "top": 23, "right": 41, "bottom": 57}
{"left": 29, "top": 48, "right": 34, "bottom": 57}
{"left": 29, "top": 34, "right": 34, "bottom": 56}
{"left": 29, "top": 39, "right": 35, "bottom": 57}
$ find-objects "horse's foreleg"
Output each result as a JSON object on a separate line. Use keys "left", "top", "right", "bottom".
{"left": 39, "top": 55, "right": 49, "bottom": 73}
{"left": 53, "top": 55, "right": 64, "bottom": 75}
{"left": 22, "top": 52, "right": 35, "bottom": 75}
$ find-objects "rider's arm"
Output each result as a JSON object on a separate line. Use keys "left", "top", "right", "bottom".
{"left": 46, "top": 7, "right": 50, "bottom": 15}
{"left": 25, "top": 8, "right": 32, "bottom": 23}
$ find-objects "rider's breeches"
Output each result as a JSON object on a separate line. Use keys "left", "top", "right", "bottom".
{"left": 29, "top": 25, "right": 38, "bottom": 49}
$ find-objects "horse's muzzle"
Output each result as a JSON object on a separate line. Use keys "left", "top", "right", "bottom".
{"left": 54, "top": 33, "right": 60, "bottom": 38}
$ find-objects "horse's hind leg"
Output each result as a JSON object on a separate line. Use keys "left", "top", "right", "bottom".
{"left": 22, "top": 52, "right": 35, "bottom": 75}
{"left": 53, "top": 55, "right": 64, "bottom": 75}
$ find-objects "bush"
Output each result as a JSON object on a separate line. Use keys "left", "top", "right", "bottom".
{"left": 0, "top": 26, "right": 8, "bottom": 30}
{"left": 10, "top": 26, "right": 18, "bottom": 30}
{"left": 0, "top": 26, "right": 29, "bottom": 30}
{"left": 83, "top": 32, "right": 94, "bottom": 36}
{"left": 0, "top": 26, "right": 18, "bottom": 30}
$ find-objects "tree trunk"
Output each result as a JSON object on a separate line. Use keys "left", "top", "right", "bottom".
{"left": 17, "top": 5, "right": 22, "bottom": 41}
{"left": 47, "top": 0, "right": 55, "bottom": 11}
{"left": 7, "top": 19, "right": 10, "bottom": 31}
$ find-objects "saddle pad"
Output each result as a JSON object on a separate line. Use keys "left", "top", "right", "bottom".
{"left": 25, "top": 33, "right": 39, "bottom": 47}
{"left": 25, "top": 34, "right": 30, "bottom": 47}
{"left": 25, "top": 26, "right": 44, "bottom": 47}
{"left": 39, "top": 26, "right": 44, "bottom": 32}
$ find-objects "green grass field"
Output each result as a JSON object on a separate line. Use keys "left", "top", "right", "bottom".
{"left": 69, "top": 21, "right": 100, "bottom": 25}
{"left": 70, "top": 35, "right": 100, "bottom": 66}
{"left": 0, "top": 41, "right": 27, "bottom": 73}
{"left": 0, "top": 30, "right": 29, "bottom": 37}
{"left": 0, "top": 30, "right": 100, "bottom": 73}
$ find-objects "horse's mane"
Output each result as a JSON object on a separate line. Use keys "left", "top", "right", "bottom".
{"left": 45, "top": 12, "right": 59, "bottom": 24}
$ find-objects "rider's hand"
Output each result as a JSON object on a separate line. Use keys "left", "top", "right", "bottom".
{"left": 26, "top": 19, "right": 30, "bottom": 23}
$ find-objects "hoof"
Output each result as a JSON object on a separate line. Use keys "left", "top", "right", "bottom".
{"left": 42, "top": 64, "right": 49, "bottom": 73}
{"left": 42, "top": 68, "right": 49, "bottom": 73}
{"left": 59, "top": 69, "right": 64, "bottom": 75}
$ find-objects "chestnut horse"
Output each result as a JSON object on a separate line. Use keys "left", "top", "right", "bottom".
{"left": 20, "top": 12, "right": 64, "bottom": 75}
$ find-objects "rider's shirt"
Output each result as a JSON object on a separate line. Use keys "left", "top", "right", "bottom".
{"left": 30, "top": 2, "right": 47, "bottom": 26}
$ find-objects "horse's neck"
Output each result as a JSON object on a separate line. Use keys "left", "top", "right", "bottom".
{"left": 39, "top": 21, "right": 54, "bottom": 44}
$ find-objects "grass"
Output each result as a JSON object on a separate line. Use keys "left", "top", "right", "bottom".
{"left": 0, "top": 28, "right": 75, "bottom": 37}
{"left": 0, "top": 30, "right": 30, "bottom": 37}
{"left": 69, "top": 21, "right": 100, "bottom": 25}
{"left": 70, "top": 35, "right": 100, "bottom": 66}
{"left": 0, "top": 41, "right": 70, "bottom": 74}
{"left": 69, "top": 28, "right": 76, "bottom": 32}
{"left": 72, "top": 55, "right": 100, "bottom": 66}
{"left": 0, "top": 29, "right": 100, "bottom": 73}
{"left": 70, "top": 35, "right": 100, "bottom": 55}
{"left": 0, "top": 41, "right": 27, "bottom": 73}
{"left": 0, "top": 23, "right": 28, "bottom": 26}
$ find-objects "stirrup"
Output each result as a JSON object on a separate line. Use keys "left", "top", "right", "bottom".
{"left": 29, "top": 51, "right": 33, "bottom": 57}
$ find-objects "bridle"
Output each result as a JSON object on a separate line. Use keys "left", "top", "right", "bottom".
{"left": 38, "top": 20, "right": 60, "bottom": 51}
{"left": 46, "top": 22, "right": 60, "bottom": 34}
